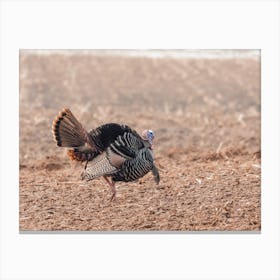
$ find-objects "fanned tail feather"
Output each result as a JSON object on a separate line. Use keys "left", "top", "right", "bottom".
{"left": 52, "top": 108, "right": 95, "bottom": 148}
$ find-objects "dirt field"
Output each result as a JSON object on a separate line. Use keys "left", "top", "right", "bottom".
{"left": 19, "top": 50, "right": 261, "bottom": 231}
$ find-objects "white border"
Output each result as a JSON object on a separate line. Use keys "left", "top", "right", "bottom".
{"left": 1, "top": 1, "right": 279, "bottom": 279}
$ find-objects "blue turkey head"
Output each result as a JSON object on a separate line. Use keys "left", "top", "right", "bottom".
{"left": 142, "top": 129, "right": 155, "bottom": 148}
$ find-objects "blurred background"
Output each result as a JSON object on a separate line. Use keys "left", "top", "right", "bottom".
{"left": 19, "top": 50, "right": 261, "bottom": 231}
{"left": 19, "top": 49, "right": 260, "bottom": 160}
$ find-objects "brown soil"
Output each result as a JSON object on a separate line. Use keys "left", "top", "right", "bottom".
{"left": 19, "top": 51, "right": 261, "bottom": 231}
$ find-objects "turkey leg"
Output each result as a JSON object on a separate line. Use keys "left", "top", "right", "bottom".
{"left": 103, "top": 176, "right": 116, "bottom": 201}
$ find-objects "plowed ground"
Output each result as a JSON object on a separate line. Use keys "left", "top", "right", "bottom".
{"left": 19, "top": 53, "right": 261, "bottom": 231}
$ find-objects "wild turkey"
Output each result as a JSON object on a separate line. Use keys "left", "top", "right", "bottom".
{"left": 52, "top": 108, "right": 160, "bottom": 200}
